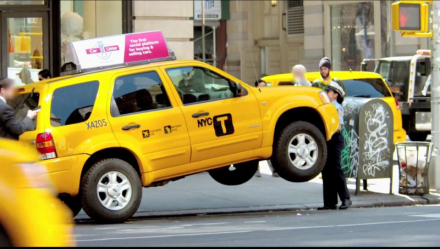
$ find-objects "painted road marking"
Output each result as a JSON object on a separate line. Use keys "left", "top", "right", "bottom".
{"left": 244, "top": 221, "right": 266, "bottom": 224}
{"left": 76, "top": 218, "right": 440, "bottom": 243}
{"left": 76, "top": 230, "right": 253, "bottom": 242}
{"left": 410, "top": 214, "right": 440, "bottom": 218}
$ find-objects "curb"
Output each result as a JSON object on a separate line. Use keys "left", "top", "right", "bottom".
{"left": 75, "top": 195, "right": 440, "bottom": 223}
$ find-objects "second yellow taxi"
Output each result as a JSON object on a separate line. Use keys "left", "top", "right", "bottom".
{"left": 262, "top": 71, "right": 407, "bottom": 144}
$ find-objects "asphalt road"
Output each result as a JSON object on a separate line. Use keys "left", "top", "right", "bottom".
{"left": 74, "top": 205, "right": 440, "bottom": 247}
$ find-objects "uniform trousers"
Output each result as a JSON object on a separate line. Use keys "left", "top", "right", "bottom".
{"left": 321, "top": 131, "right": 350, "bottom": 206}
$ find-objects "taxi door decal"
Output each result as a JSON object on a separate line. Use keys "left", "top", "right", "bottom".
{"left": 213, "top": 114, "right": 234, "bottom": 137}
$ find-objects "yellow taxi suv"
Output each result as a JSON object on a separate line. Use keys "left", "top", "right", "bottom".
{"left": 11, "top": 31, "right": 339, "bottom": 223}
{"left": 262, "top": 71, "right": 407, "bottom": 144}
{"left": 0, "top": 139, "right": 74, "bottom": 247}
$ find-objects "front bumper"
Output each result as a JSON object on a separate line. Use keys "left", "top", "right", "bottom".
{"left": 318, "top": 103, "right": 340, "bottom": 141}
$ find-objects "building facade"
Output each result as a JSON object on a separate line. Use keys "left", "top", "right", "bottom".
{"left": 1, "top": 0, "right": 430, "bottom": 86}
{"left": 224, "top": 0, "right": 431, "bottom": 85}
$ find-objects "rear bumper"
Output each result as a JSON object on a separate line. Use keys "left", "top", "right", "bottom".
{"left": 394, "top": 128, "right": 407, "bottom": 144}
{"left": 39, "top": 154, "right": 89, "bottom": 196}
{"left": 318, "top": 104, "right": 340, "bottom": 141}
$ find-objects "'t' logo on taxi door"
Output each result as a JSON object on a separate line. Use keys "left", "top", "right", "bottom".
{"left": 213, "top": 114, "right": 234, "bottom": 137}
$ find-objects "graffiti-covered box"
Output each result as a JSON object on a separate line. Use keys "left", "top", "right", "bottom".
{"left": 341, "top": 97, "right": 394, "bottom": 180}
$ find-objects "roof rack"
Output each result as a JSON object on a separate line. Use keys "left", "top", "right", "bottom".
{"left": 61, "top": 30, "right": 176, "bottom": 76}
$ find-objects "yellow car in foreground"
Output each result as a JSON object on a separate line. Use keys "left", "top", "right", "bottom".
{"left": 0, "top": 139, "right": 75, "bottom": 247}
{"left": 262, "top": 71, "right": 407, "bottom": 144}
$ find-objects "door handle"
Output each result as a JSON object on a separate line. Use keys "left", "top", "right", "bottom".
{"left": 192, "top": 112, "right": 210, "bottom": 118}
{"left": 122, "top": 124, "right": 141, "bottom": 131}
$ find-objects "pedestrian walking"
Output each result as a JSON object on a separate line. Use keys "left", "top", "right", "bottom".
{"left": 253, "top": 78, "right": 279, "bottom": 178}
{"left": 0, "top": 77, "right": 39, "bottom": 140}
{"left": 38, "top": 69, "right": 52, "bottom": 81}
{"left": 312, "top": 57, "right": 346, "bottom": 93}
{"left": 292, "top": 64, "right": 311, "bottom": 86}
{"left": 318, "top": 81, "right": 352, "bottom": 210}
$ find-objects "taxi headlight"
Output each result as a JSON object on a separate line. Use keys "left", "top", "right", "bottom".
{"left": 17, "top": 162, "right": 56, "bottom": 195}
{"left": 319, "top": 91, "right": 330, "bottom": 104}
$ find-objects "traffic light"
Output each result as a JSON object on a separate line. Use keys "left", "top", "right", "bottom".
{"left": 392, "top": 1, "right": 430, "bottom": 33}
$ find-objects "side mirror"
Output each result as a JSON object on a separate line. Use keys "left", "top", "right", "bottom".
{"left": 235, "top": 82, "right": 243, "bottom": 97}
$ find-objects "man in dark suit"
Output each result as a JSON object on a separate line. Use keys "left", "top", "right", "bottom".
{"left": 0, "top": 77, "right": 39, "bottom": 140}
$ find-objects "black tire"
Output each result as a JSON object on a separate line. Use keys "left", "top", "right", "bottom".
{"left": 0, "top": 226, "right": 12, "bottom": 247}
{"left": 409, "top": 133, "right": 428, "bottom": 142}
{"left": 209, "top": 160, "right": 259, "bottom": 186}
{"left": 60, "top": 194, "right": 82, "bottom": 218}
{"left": 81, "top": 158, "right": 142, "bottom": 223}
{"left": 272, "top": 121, "right": 327, "bottom": 182}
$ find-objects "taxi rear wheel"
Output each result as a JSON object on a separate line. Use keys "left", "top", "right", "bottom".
{"left": 272, "top": 121, "right": 327, "bottom": 182}
{"left": 81, "top": 158, "right": 142, "bottom": 223}
{"left": 209, "top": 160, "right": 259, "bottom": 186}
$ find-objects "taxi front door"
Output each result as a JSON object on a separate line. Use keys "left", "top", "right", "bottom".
{"left": 162, "top": 66, "right": 263, "bottom": 164}
{"left": 107, "top": 70, "right": 191, "bottom": 172}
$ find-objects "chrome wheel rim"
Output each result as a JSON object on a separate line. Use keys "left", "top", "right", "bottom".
{"left": 97, "top": 171, "right": 132, "bottom": 211}
{"left": 287, "top": 133, "right": 318, "bottom": 170}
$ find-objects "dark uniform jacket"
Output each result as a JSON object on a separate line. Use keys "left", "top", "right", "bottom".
{"left": 0, "top": 99, "right": 32, "bottom": 140}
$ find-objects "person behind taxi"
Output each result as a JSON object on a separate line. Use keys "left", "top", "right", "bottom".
{"left": 178, "top": 68, "right": 205, "bottom": 93}
{"left": 38, "top": 69, "right": 52, "bottom": 81}
{"left": 292, "top": 64, "right": 311, "bottom": 86}
{"left": 318, "top": 81, "right": 351, "bottom": 210}
{"left": 312, "top": 57, "right": 346, "bottom": 93}
{"left": 0, "top": 77, "right": 39, "bottom": 140}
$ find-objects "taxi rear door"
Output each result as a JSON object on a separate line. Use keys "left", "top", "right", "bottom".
{"left": 161, "top": 64, "right": 263, "bottom": 164}
{"left": 107, "top": 69, "right": 190, "bottom": 172}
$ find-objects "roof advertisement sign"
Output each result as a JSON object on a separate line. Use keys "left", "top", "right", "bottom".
{"left": 64, "top": 31, "right": 170, "bottom": 70}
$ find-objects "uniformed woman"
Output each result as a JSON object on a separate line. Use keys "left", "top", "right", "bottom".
{"left": 318, "top": 81, "right": 352, "bottom": 210}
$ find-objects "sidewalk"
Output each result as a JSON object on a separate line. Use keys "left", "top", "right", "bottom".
{"left": 75, "top": 160, "right": 440, "bottom": 221}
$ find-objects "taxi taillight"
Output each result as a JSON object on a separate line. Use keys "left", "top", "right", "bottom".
{"left": 395, "top": 98, "right": 401, "bottom": 110}
{"left": 36, "top": 133, "right": 57, "bottom": 160}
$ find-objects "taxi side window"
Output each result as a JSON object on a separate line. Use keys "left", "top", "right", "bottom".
{"left": 166, "top": 67, "right": 241, "bottom": 105}
{"left": 51, "top": 81, "right": 99, "bottom": 127}
{"left": 111, "top": 71, "right": 171, "bottom": 117}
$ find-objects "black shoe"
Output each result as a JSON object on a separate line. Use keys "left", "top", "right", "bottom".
{"left": 339, "top": 199, "right": 352, "bottom": 210}
{"left": 317, "top": 206, "right": 337, "bottom": 210}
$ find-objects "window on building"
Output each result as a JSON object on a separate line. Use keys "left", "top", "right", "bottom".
{"left": 50, "top": 81, "right": 99, "bottom": 127}
{"left": 60, "top": 0, "right": 123, "bottom": 65}
{"left": 112, "top": 71, "right": 171, "bottom": 116}
{"left": 166, "top": 67, "right": 240, "bottom": 105}
{"left": 330, "top": 2, "right": 375, "bottom": 71}
{"left": 286, "top": 0, "right": 304, "bottom": 35}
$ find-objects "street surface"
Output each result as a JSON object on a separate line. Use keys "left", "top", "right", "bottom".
{"left": 74, "top": 205, "right": 440, "bottom": 247}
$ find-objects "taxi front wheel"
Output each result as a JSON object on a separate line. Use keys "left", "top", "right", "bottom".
{"left": 81, "top": 158, "right": 142, "bottom": 223}
{"left": 272, "top": 121, "right": 327, "bottom": 182}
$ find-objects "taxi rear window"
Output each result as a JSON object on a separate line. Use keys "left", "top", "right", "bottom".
{"left": 8, "top": 92, "right": 40, "bottom": 131}
{"left": 50, "top": 81, "right": 99, "bottom": 127}
{"left": 342, "top": 78, "right": 392, "bottom": 98}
